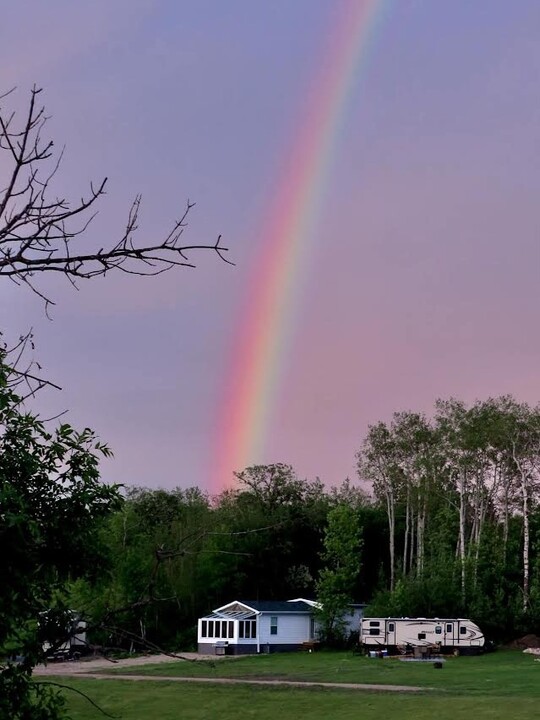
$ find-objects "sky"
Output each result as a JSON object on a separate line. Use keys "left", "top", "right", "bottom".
{"left": 1, "top": 0, "right": 539, "bottom": 493}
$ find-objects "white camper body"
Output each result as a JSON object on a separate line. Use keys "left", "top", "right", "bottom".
{"left": 41, "top": 613, "right": 88, "bottom": 660}
{"left": 361, "top": 618, "right": 484, "bottom": 653}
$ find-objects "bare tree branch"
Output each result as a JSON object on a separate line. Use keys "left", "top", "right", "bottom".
{"left": 0, "top": 86, "right": 233, "bottom": 309}
{"left": 34, "top": 681, "right": 117, "bottom": 719}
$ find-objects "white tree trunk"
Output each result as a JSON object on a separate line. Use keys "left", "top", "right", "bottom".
{"left": 458, "top": 472, "right": 467, "bottom": 604}
{"left": 522, "top": 482, "right": 529, "bottom": 612}
{"left": 386, "top": 490, "right": 396, "bottom": 592}
{"left": 403, "top": 487, "right": 410, "bottom": 575}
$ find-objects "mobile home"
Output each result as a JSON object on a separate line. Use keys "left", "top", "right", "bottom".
{"left": 361, "top": 617, "right": 484, "bottom": 654}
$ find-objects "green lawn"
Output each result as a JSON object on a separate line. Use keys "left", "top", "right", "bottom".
{"left": 53, "top": 650, "right": 540, "bottom": 719}
{"left": 100, "top": 648, "right": 540, "bottom": 696}
{"left": 56, "top": 678, "right": 539, "bottom": 720}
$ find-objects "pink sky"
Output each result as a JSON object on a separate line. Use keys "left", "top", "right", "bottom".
{"left": 2, "top": 0, "right": 539, "bottom": 491}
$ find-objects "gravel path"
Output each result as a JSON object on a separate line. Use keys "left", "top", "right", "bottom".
{"left": 35, "top": 653, "right": 429, "bottom": 692}
{"left": 38, "top": 670, "right": 428, "bottom": 692}
{"left": 33, "top": 653, "right": 213, "bottom": 676}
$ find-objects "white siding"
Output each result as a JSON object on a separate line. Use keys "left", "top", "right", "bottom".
{"left": 258, "top": 613, "right": 311, "bottom": 645}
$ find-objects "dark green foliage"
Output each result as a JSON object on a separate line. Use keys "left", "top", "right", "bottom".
{"left": 315, "top": 504, "right": 362, "bottom": 643}
{"left": 0, "top": 364, "right": 121, "bottom": 718}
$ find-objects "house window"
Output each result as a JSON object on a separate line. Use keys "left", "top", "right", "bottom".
{"left": 460, "top": 626, "right": 467, "bottom": 635}
{"left": 446, "top": 624, "right": 452, "bottom": 633}
{"left": 388, "top": 623, "right": 395, "bottom": 632}
{"left": 201, "top": 621, "right": 207, "bottom": 638}
{"left": 270, "top": 617, "right": 278, "bottom": 636}
{"left": 435, "top": 626, "right": 442, "bottom": 635}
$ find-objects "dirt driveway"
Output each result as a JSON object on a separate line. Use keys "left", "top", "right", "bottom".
{"left": 33, "top": 652, "right": 213, "bottom": 676}
{"left": 34, "top": 654, "right": 427, "bottom": 692}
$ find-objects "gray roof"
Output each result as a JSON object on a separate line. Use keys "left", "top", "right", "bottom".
{"left": 239, "top": 600, "right": 313, "bottom": 613}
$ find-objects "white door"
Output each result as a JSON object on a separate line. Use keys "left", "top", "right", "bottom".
{"left": 386, "top": 620, "right": 396, "bottom": 645}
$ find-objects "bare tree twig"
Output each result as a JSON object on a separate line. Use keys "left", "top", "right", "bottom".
{"left": 34, "top": 681, "right": 118, "bottom": 719}
{"left": 0, "top": 86, "right": 233, "bottom": 310}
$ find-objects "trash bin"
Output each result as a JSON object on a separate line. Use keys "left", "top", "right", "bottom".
{"left": 214, "top": 642, "right": 228, "bottom": 656}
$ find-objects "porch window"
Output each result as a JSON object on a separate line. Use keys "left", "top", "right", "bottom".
{"left": 201, "top": 620, "right": 207, "bottom": 638}
{"left": 229, "top": 621, "right": 234, "bottom": 639}
{"left": 239, "top": 620, "right": 256, "bottom": 639}
{"left": 208, "top": 620, "right": 214, "bottom": 638}
{"left": 270, "top": 617, "right": 278, "bottom": 635}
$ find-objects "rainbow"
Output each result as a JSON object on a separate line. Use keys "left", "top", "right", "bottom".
{"left": 211, "top": 0, "right": 390, "bottom": 490}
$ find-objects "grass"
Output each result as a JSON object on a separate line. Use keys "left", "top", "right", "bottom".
{"left": 99, "top": 648, "right": 540, "bottom": 696}
{"left": 53, "top": 649, "right": 540, "bottom": 718}
{"left": 56, "top": 678, "right": 540, "bottom": 720}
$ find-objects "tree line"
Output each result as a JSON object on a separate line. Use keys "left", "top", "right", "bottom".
{"left": 68, "top": 396, "right": 540, "bottom": 651}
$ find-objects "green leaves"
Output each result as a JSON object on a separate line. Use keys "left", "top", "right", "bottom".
{"left": 316, "top": 504, "right": 362, "bottom": 645}
{"left": 0, "top": 359, "right": 121, "bottom": 717}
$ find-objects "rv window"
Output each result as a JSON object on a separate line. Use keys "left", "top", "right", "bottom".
{"left": 369, "top": 621, "right": 380, "bottom": 627}
{"left": 201, "top": 621, "right": 207, "bottom": 638}
{"left": 460, "top": 626, "right": 467, "bottom": 635}
{"left": 446, "top": 624, "right": 452, "bottom": 633}
{"left": 435, "top": 626, "right": 442, "bottom": 634}
{"left": 418, "top": 633, "right": 426, "bottom": 640}
{"left": 388, "top": 623, "right": 395, "bottom": 632}
{"left": 369, "top": 629, "right": 380, "bottom": 636}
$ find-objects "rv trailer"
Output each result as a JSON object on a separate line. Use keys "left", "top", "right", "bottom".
{"left": 360, "top": 618, "right": 484, "bottom": 654}
{"left": 40, "top": 611, "right": 88, "bottom": 661}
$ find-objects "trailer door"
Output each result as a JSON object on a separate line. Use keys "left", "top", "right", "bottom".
{"left": 386, "top": 621, "right": 396, "bottom": 646}
{"left": 444, "top": 621, "right": 456, "bottom": 647}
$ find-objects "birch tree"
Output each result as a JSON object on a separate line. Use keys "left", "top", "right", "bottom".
{"left": 357, "top": 423, "right": 401, "bottom": 590}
